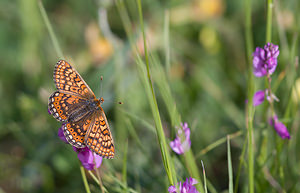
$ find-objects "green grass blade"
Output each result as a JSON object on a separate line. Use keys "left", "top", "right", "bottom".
{"left": 227, "top": 136, "right": 234, "bottom": 193}
{"left": 244, "top": 0, "right": 255, "bottom": 192}
{"left": 38, "top": 0, "right": 64, "bottom": 59}
{"left": 135, "top": 0, "right": 176, "bottom": 185}
{"left": 234, "top": 134, "right": 248, "bottom": 193}
{"left": 201, "top": 161, "right": 208, "bottom": 193}
{"left": 80, "top": 166, "right": 91, "bottom": 193}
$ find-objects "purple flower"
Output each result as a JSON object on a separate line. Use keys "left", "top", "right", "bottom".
{"left": 253, "top": 90, "right": 265, "bottom": 106}
{"left": 168, "top": 177, "right": 199, "bottom": 193}
{"left": 58, "top": 127, "right": 103, "bottom": 170}
{"left": 58, "top": 125, "right": 68, "bottom": 143}
{"left": 253, "top": 43, "right": 279, "bottom": 77}
{"left": 73, "top": 146, "right": 103, "bottom": 170}
{"left": 170, "top": 122, "right": 191, "bottom": 154}
{"left": 269, "top": 116, "right": 291, "bottom": 139}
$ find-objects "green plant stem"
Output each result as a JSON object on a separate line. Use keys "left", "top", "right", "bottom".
{"left": 38, "top": 0, "right": 64, "bottom": 59}
{"left": 266, "top": 0, "right": 273, "bottom": 43}
{"left": 265, "top": 0, "right": 274, "bottom": 117}
{"left": 245, "top": 0, "right": 254, "bottom": 192}
{"left": 201, "top": 161, "right": 208, "bottom": 193}
{"left": 136, "top": 0, "right": 175, "bottom": 185}
{"left": 227, "top": 136, "right": 233, "bottom": 193}
{"left": 184, "top": 150, "right": 204, "bottom": 192}
{"left": 88, "top": 171, "right": 100, "bottom": 185}
{"left": 234, "top": 134, "right": 248, "bottom": 193}
{"left": 80, "top": 166, "right": 91, "bottom": 193}
{"left": 195, "top": 131, "right": 242, "bottom": 158}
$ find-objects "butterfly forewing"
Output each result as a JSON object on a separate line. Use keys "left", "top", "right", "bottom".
{"left": 85, "top": 110, "right": 115, "bottom": 159}
{"left": 48, "top": 91, "right": 86, "bottom": 122}
{"left": 54, "top": 60, "right": 95, "bottom": 99}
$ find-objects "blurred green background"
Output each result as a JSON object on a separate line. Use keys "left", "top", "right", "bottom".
{"left": 0, "top": 0, "right": 299, "bottom": 192}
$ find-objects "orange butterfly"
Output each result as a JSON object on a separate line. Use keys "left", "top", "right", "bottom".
{"left": 48, "top": 60, "right": 114, "bottom": 159}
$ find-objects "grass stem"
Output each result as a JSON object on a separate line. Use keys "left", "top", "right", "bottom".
{"left": 38, "top": 0, "right": 64, "bottom": 59}
{"left": 136, "top": 0, "right": 175, "bottom": 185}
{"left": 245, "top": 0, "right": 255, "bottom": 192}
{"left": 80, "top": 166, "right": 91, "bottom": 193}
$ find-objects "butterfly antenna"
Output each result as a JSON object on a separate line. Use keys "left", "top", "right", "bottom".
{"left": 100, "top": 76, "right": 103, "bottom": 99}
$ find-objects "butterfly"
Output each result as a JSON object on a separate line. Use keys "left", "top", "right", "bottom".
{"left": 48, "top": 60, "right": 114, "bottom": 159}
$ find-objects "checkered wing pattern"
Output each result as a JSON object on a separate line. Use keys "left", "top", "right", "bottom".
{"left": 63, "top": 115, "right": 93, "bottom": 148}
{"left": 54, "top": 60, "right": 95, "bottom": 99}
{"left": 48, "top": 91, "right": 86, "bottom": 122}
{"left": 85, "top": 109, "right": 115, "bottom": 159}
{"left": 49, "top": 60, "right": 115, "bottom": 159}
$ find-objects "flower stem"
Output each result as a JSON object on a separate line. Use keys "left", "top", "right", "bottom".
{"left": 245, "top": 0, "right": 254, "bottom": 192}
{"left": 267, "top": 73, "right": 275, "bottom": 117}
{"left": 265, "top": 0, "right": 274, "bottom": 117}
{"left": 80, "top": 166, "right": 91, "bottom": 193}
{"left": 266, "top": 0, "right": 273, "bottom": 43}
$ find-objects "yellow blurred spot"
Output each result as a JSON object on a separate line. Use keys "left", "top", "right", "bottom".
{"left": 199, "top": 26, "right": 220, "bottom": 54}
{"left": 85, "top": 22, "right": 113, "bottom": 64}
{"left": 170, "top": 0, "right": 224, "bottom": 24}
{"left": 170, "top": 5, "right": 193, "bottom": 25}
{"left": 193, "top": 0, "right": 224, "bottom": 21}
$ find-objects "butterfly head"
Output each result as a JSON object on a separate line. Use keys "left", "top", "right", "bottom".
{"left": 100, "top": 97, "right": 104, "bottom": 105}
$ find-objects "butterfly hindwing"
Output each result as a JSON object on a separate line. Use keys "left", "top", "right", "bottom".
{"left": 63, "top": 115, "right": 93, "bottom": 148}
{"left": 85, "top": 110, "right": 115, "bottom": 159}
{"left": 54, "top": 60, "right": 95, "bottom": 99}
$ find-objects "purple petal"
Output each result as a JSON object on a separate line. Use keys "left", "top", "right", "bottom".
{"left": 170, "top": 122, "right": 191, "bottom": 155}
{"left": 253, "top": 56, "right": 261, "bottom": 68}
{"left": 93, "top": 153, "right": 103, "bottom": 168}
{"left": 253, "top": 90, "right": 265, "bottom": 106}
{"left": 168, "top": 178, "right": 199, "bottom": 193}
{"left": 58, "top": 126, "right": 68, "bottom": 143}
{"left": 259, "top": 48, "right": 265, "bottom": 60}
{"left": 273, "top": 50, "right": 279, "bottom": 58}
{"left": 73, "top": 147, "right": 103, "bottom": 170}
{"left": 189, "top": 177, "right": 198, "bottom": 186}
{"left": 170, "top": 138, "right": 184, "bottom": 154}
{"left": 274, "top": 121, "right": 291, "bottom": 139}
{"left": 168, "top": 185, "right": 177, "bottom": 193}
{"left": 253, "top": 70, "right": 264, "bottom": 77}
{"left": 268, "top": 116, "right": 290, "bottom": 139}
